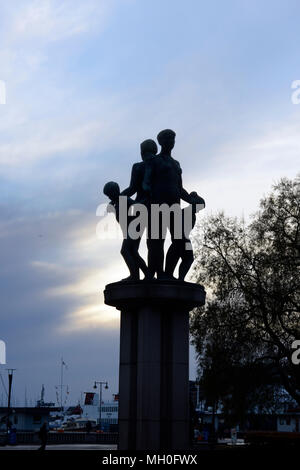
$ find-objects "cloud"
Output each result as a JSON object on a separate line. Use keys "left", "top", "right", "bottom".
{"left": 0, "top": 120, "right": 104, "bottom": 167}
{"left": 1, "top": 210, "right": 126, "bottom": 337}
{"left": 0, "top": 208, "right": 123, "bottom": 403}
{"left": 183, "top": 115, "right": 300, "bottom": 220}
{"left": 0, "top": 0, "right": 115, "bottom": 89}
{"left": 8, "top": 0, "right": 112, "bottom": 43}
{"left": 58, "top": 304, "right": 120, "bottom": 334}
{"left": 1, "top": 0, "right": 300, "bottom": 405}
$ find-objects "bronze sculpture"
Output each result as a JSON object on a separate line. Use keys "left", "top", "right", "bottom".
{"left": 103, "top": 181, "right": 150, "bottom": 281}
{"left": 103, "top": 129, "right": 205, "bottom": 281}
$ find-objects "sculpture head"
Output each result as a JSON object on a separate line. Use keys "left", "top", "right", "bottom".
{"left": 140, "top": 139, "right": 158, "bottom": 161}
{"left": 157, "top": 129, "right": 176, "bottom": 153}
{"left": 103, "top": 181, "right": 120, "bottom": 202}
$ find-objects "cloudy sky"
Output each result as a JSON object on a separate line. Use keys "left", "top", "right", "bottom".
{"left": 0, "top": 0, "right": 299, "bottom": 406}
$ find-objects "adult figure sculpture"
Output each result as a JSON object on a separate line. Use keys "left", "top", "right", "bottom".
{"left": 146, "top": 129, "right": 193, "bottom": 279}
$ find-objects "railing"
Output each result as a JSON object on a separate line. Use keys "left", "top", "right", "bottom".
{"left": 245, "top": 431, "right": 300, "bottom": 446}
{"left": 0, "top": 431, "right": 118, "bottom": 445}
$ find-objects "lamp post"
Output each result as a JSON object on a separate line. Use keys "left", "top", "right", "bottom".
{"left": 6, "top": 369, "right": 16, "bottom": 443}
{"left": 93, "top": 381, "right": 108, "bottom": 431}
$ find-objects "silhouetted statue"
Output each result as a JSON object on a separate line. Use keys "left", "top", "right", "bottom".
{"left": 103, "top": 181, "right": 151, "bottom": 281}
{"left": 145, "top": 129, "right": 195, "bottom": 279}
{"left": 165, "top": 191, "right": 205, "bottom": 280}
{"left": 103, "top": 129, "right": 205, "bottom": 281}
{"left": 121, "top": 139, "right": 158, "bottom": 203}
{"left": 121, "top": 139, "right": 159, "bottom": 276}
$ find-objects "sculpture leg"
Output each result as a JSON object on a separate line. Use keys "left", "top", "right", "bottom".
{"left": 165, "top": 240, "right": 181, "bottom": 278}
{"left": 178, "top": 240, "right": 194, "bottom": 281}
{"left": 120, "top": 239, "right": 139, "bottom": 280}
{"left": 132, "top": 239, "right": 151, "bottom": 279}
{"left": 146, "top": 209, "right": 165, "bottom": 278}
{"left": 164, "top": 212, "right": 182, "bottom": 279}
{"left": 147, "top": 238, "right": 165, "bottom": 279}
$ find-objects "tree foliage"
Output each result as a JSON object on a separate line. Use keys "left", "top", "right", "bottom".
{"left": 190, "top": 176, "right": 300, "bottom": 416}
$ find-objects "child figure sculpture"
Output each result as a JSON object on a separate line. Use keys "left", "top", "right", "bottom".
{"left": 103, "top": 181, "right": 150, "bottom": 282}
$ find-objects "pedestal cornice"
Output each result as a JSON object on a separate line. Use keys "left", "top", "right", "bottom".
{"left": 104, "top": 280, "right": 205, "bottom": 311}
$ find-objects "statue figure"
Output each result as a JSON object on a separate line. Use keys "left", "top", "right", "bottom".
{"left": 165, "top": 191, "right": 205, "bottom": 280}
{"left": 121, "top": 139, "right": 158, "bottom": 203}
{"left": 103, "top": 129, "right": 205, "bottom": 282}
{"left": 144, "top": 129, "right": 195, "bottom": 279}
{"left": 103, "top": 181, "right": 151, "bottom": 281}
{"left": 121, "top": 139, "right": 158, "bottom": 275}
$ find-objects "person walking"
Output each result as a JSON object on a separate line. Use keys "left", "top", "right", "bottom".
{"left": 38, "top": 422, "right": 48, "bottom": 451}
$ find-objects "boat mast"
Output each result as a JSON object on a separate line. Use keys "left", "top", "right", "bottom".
{"left": 60, "top": 357, "right": 64, "bottom": 418}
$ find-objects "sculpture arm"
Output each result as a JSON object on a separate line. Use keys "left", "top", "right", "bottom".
{"left": 182, "top": 187, "right": 206, "bottom": 207}
{"left": 179, "top": 170, "right": 193, "bottom": 203}
{"left": 142, "top": 158, "right": 154, "bottom": 193}
{"left": 173, "top": 159, "right": 192, "bottom": 203}
{"left": 180, "top": 186, "right": 193, "bottom": 203}
{"left": 121, "top": 164, "right": 138, "bottom": 197}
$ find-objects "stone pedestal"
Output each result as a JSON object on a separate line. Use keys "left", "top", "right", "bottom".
{"left": 104, "top": 280, "right": 205, "bottom": 451}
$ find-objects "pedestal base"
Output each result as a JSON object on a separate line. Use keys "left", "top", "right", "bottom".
{"left": 104, "top": 280, "right": 205, "bottom": 451}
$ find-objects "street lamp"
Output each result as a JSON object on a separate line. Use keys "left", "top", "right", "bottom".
{"left": 93, "top": 381, "right": 108, "bottom": 431}
{"left": 6, "top": 369, "right": 16, "bottom": 443}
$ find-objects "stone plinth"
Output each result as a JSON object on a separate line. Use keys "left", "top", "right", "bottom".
{"left": 104, "top": 280, "right": 205, "bottom": 451}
